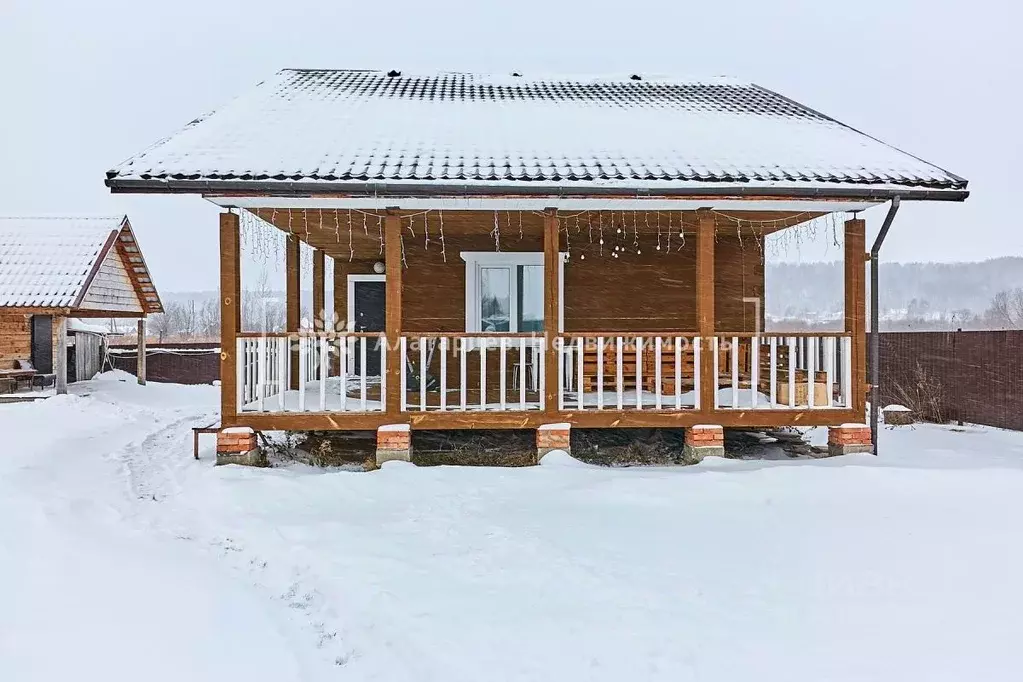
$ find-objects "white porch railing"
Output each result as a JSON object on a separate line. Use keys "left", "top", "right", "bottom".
{"left": 557, "top": 334, "right": 702, "bottom": 411}
{"left": 400, "top": 334, "right": 545, "bottom": 412}
{"left": 710, "top": 334, "right": 853, "bottom": 410}
{"left": 237, "top": 333, "right": 386, "bottom": 413}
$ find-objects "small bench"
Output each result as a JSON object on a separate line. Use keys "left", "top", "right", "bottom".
{"left": 192, "top": 420, "right": 222, "bottom": 460}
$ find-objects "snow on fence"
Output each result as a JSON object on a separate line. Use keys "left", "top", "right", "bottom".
{"left": 107, "top": 342, "right": 220, "bottom": 385}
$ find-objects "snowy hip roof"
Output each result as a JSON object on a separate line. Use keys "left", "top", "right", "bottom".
{"left": 106, "top": 69, "right": 967, "bottom": 200}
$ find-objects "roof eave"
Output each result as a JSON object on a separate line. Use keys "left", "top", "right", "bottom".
{"left": 105, "top": 177, "right": 970, "bottom": 203}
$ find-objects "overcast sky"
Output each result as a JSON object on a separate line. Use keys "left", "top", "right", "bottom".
{"left": 1, "top": 0, "right": 1017, "bottom": 291}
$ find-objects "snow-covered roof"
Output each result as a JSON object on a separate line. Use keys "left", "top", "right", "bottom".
{"left": 106, "top": 69, "right": 967, "bottom": 199}
{"left": 0, "top": 216, "right": 162, "bottom": 313}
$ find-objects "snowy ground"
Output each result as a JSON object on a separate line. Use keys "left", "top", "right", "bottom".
{"left": 2, "top": 371, "right": 1022, "bottom": 680}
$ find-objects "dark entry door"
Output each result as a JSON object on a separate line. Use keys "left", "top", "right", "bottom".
{"left": 30, "top": 315, "right": 53, "bottom": 373}
{"left": 352, "top": 279, "right": 385, "bottom": 375}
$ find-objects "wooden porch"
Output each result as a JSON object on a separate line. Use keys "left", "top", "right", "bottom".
{"left": 217, "top": 208, "right": 867, "bottom": 431}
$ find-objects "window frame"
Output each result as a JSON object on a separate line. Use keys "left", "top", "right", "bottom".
{"left": 460, "top": 252, "right": 566, "bottom": 333}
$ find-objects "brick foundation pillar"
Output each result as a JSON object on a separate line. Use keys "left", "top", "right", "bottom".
{"left": 216, "top": 427, "right": 266, "bottom": 466}
{"left": 376, "top": 424, "right": 412, "bottom": 466}
{"left": 683, "top": 425, "right": 724, "bottom": 463}
{"left": 827, "top": 423, "right": 874, "bottom": 457}
{"left": 537, "top": 423, "right": 571, "bottom": 461}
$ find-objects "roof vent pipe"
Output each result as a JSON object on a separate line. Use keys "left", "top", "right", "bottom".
{"left": 387, "top": 70, "right": 401, "bottom": 78}
{"left": 869, "top": 196, "right": 901, "bottom": 454}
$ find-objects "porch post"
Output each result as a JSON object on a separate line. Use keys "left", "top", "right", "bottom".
{"left": 384, "top": 208, "right": 403, "bottom": 417}
{"left": 696, "top": 211, "right": 716, "bottom": 412}
{"left": 220, "top": 212, "right": 241, "bottom": 420}
{"left": 543, "top": 208, "right": 560, "bottom": 415}
{"left": 333, "top": 257, "right": 347, "bottom": 331}
{"left": 312, "top": 248, "right": 325, "bottom": 331}
{"left": 286, "top": 234, "right": 300, "bottom": 389}
{"left": 844, "top": 217, "right": 867, "bottom": 417}
{"left": 136, "top": 317, "right": 146, "bottom": 385}
{"left": 54, "top": 316, "right": 67, "bottom": 395}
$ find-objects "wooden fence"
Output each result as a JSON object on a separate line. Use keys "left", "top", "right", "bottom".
{"left": 874, "top": 330, "right": 1023, "bottom": 431}
{"left": 108, "top": 342, "right": 220, "bottom": 385}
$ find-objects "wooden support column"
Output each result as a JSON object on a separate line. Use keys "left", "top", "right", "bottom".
{"left": 696, "top": 211, "right": 716, "bottom": 413}
{"left": 312, "top": 248, "right": 325, "bottom": 331}
{"left": 286, "top": 235, "right": 300, "bottom": 389}
{"left": 384, "top": 209, "right": 403, "bottom": 418}
{"left": 844, "top": 217, "right": 867, "bottom": 417}
{"left": 220, "top": 212, "right": 241, "bottom": 420}
{"left": 136, "top": 318, "right": 147, "bottom": 386}
{"left": 543, "top": 208, "right": 560, "bottom": 415}
{"left": 54, "top": 316, "right": 68, "bottom": 395}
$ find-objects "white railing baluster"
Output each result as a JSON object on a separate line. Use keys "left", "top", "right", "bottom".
{"left": 769, "top": 337, "right": 778, "bottom": 408}
{"left": 674, "top": 337, "right": 682, "bottom": 410}
{"left": 787, "top": 336, "right": 796, "bottom": 408}
{"left": 558, "top": 337, "right": 565, "bottom": 411}
{"left": 319, "top": 336, "right": 327, "bottom": 411}
{"left": 419, "top": 338, "right": 428, "bottom": 412}
{"left": 460, "top": 339, "right": 468, "bottom": 411}
{"left": 518, "top": 337, "right": 526, "bottom": 409}
{"left": 338, "top": 337, "right": 347, "bottom": 412}
{"left": 538, "top": 339, "right": 546, "bottom": 410}
{"left": 378, "top": 336, "right": 386, "bottom": 412}
{"left": 440, "top": 337, "right": 448, "bottom": 411}
{"left": 807, "top": 336, "right": 817, "bottom": 409}
{"left": 654, "top": 336, "right": 662, "bottom": 410}
{"left": 635, "top": 336, "right": 643, "bottom": 410}
{"left": 576, "top": 336, "right": 584, "bottom": 410}
{"left": 298, "top": 337, "right": 307, "bottom": 412}
{"left": 596, "top": 336, "right": 604, "bottom": 411}
{"left": 616, "top": 336, "right": 624, "bottom": 410}
{"left": 257, "top": 337, "right": 266, "bottom": 412}
{"left": 751, "top": 336, "right": 759, "bottom": 409}
{"left": 842, "top": 336, "right": 853, "bottom": 409}
{"left": 731, "top": 336, "right": 739, "bottom": 409}
{"left": 400, "top": 336, "right": 407, "bottom": 412}
{"left": 499, "top": 337, "right": 507, "bottom": 411}
{"left": 480, "top": 339, "right": 487, "bottom": 410}
{"left": 712, "top": 336, "right": 720, "bottom": 409}
{"left": 278, "top": 337, "right": 287, "bottom": 410}
{"left": 693, "top": 337, "right": 701, "bottom": 410}
{"left": 825, "top": 337, "right": 835, "bottom": 408}
{"left": 236, "top": 338, "right": 246, "bottom": 410}
{"left": 359, "top": 337, "right": 368, "bottom": 411}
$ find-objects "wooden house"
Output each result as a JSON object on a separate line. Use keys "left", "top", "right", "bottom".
{"left": 105, "top": 70, "right": 967, "bottom": 460}
{"left": 0, "top": 216, "right": 162, "bottom": 393}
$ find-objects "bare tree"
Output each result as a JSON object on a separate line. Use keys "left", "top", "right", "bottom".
{"left": 985, "top": 288, "right": 1023, "bottom": 329}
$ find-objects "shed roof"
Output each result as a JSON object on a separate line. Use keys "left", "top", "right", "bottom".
{"left": 0, "top": 216, "right": 163, "bottom": 314}
{"left": 106, "top": 69, "right": 967, "bottom": 200}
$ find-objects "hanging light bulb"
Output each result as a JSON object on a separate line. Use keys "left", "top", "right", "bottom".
{"left": 580, "top": 253, "right": 586, "bottom": 260}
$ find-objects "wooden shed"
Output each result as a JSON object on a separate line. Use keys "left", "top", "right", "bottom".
{"left": 0, "top": 216, "right": 162, "bottom": 393}
{"left": 105, "top": 69, "right": 967, "bottom": 454}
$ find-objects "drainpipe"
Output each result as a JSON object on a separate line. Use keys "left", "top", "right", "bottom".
{"left": 869, "top": 196, "right": 901, "bottom": 454}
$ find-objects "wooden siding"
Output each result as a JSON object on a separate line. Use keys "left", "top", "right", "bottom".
{"left": 78, "top": 246, "right": 144, "bottom": 313}
{"left": 259, "top": 209, "right": 770, "bottom": 334}
{"left": 0, "top": 312, "right": 31, "bottom": 367}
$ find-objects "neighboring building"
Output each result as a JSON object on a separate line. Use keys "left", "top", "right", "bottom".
{"left": 0, "top": 216, "right": 162, "bottom": 392}
{"left": 105, "top": 69, "right": 967, "bottom": 462}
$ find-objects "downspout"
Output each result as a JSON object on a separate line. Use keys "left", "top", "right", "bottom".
{"left": 869, "top": 196, "right": 901, "bottom": 453}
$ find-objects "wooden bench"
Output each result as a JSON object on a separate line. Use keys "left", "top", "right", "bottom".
{"left": 192, "top": 420, "right": 221, "bottom": 460}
